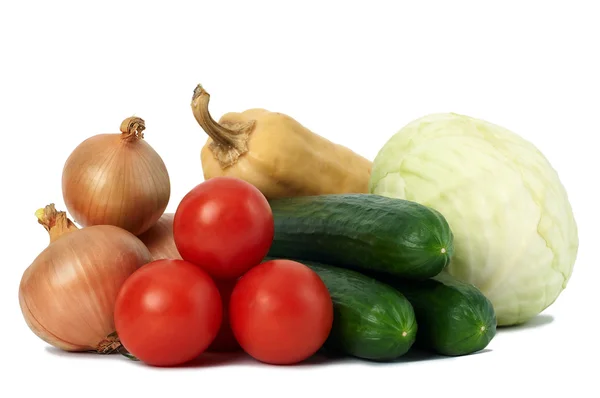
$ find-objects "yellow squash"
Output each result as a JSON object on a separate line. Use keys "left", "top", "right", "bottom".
{"left": 191, "top": 85, "right": 372, "bottom": 199}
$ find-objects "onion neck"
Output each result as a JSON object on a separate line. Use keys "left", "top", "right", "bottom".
{"left": 191, "top": 84, "right": 255, "bottom": 168}
{"left": 120, "top": 117, "right": 146, "bottom": 142}
{"left": 35, "top": 204, "right": 79, "bottom": 243}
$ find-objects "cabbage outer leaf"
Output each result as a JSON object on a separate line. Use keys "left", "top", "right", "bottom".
{"left": 369, "top": 113, "right": 579, "bottom": 326}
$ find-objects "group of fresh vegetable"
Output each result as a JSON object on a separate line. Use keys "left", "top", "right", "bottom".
{"left": 19, "top": 84, "right": 579, "bottom": 368}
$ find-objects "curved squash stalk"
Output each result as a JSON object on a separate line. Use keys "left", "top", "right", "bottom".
{"left": 191, "top": 84, "right": 373, "bottom": 199}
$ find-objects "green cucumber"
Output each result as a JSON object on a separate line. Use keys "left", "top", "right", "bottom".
{"left": 264, "top": 257, "right": 417, "bottom": 361}
{"left": 381, "top": 271, "right": 497, "bottom": 356}
{"left": 267, "top": 194, "right": 453, "bottom": 280}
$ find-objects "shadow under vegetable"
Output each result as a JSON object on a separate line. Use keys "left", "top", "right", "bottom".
{"left": 497, "top": 314, "right": 554, "bottom": 333}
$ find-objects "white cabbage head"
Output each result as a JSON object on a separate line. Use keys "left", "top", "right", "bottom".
{"left": 369, "top": 113, "right": 578, "bottom": 326}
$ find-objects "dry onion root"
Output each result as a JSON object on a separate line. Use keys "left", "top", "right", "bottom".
{"left": 62, "top": 116, "right": 171, "bottom": 236}
{"left": 19, "top": 204, "right": 151, "bottom": 353}
{"left": 138, "top": 213, "right": 182, "bottom": 261}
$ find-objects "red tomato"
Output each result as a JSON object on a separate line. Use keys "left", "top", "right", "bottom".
{"left": 207, "top": 279, "right": 240, "bottom": 352}
{"left": 114, "top": 259, "right": 222, "bottom": 367}
{"left": 229, "top": 259, "right": 333, "bottom": 365}
{"left": 173, "top": 177, "right": 274, "bottom": 280}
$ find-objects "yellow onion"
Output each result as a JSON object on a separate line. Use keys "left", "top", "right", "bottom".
{"left": 138, "top": 213, "right": 182, "bottom": 261}
{"left": 19, "top": 204, "right": 151, "bottom": 353}
{"left": 62, "top": 116, "right": 171, "bottom": 236}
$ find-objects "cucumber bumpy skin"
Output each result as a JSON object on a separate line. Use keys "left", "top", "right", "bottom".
{"left": 267, "top": 194, "right": 454, "bottom": 280}
{"left": 380, "top": 271, "right": 497, "bottom": 356}
{"left": 265, "top": 257, "right": 418, "bottom": 361}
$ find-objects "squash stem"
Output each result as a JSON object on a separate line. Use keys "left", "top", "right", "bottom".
{"left": 191, "top": 84, "right": 255, "bottom": 169}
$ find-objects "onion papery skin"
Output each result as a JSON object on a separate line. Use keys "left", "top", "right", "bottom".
{"left": 138, "top": 213, "right": 182, "bottom": 261}
{"left": 62, "top": 124, "right": 171, "bottom": 236}
{"left": 19, "top": 225, "right": 151, "bottom": 352}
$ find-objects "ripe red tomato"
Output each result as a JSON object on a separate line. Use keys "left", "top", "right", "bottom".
{"left": 207, "top": 279, "right": 240, "bottom": 352}
{"left": 114, "top": 259, "right": 222, "bottom": 367}
{"left": 229, "top": 259, "right": 333, "bottom": 365}
{"left": 173, "top": 177, "right": 274, "bottom": 280}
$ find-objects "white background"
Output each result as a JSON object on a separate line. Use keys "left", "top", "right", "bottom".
{"left": 1, "top": 1, "right": 598, "bottom": 397}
